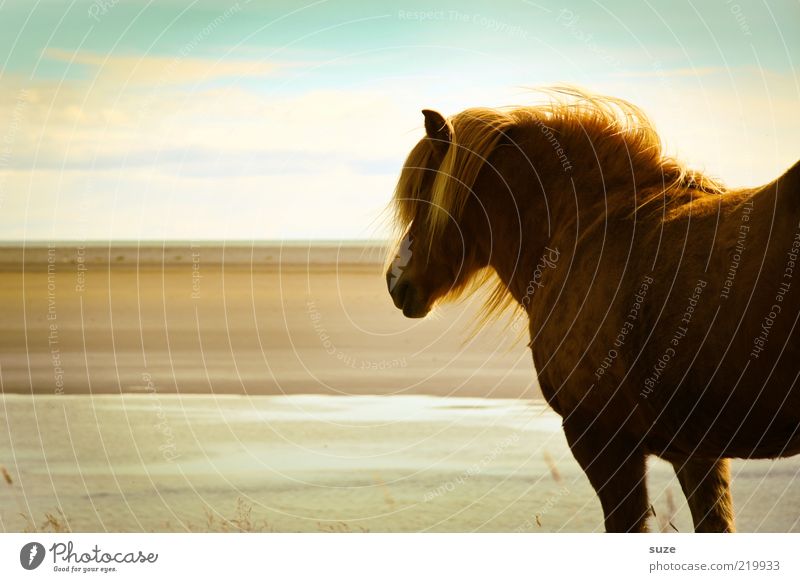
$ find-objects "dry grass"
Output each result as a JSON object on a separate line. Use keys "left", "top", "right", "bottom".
{"left": 9, "top": 497, "right": 371, "bottom": 533}
{"left": 543, "top": 451, "right": 563, "bottom": 484}
{"left": 2, "top": 461, "right": 366, "bottom": 533}
{"left": 21, "top": 509, "right": 71, "bottom": 533}
{"left": 3, "top": 464, "right": 71, "bottom": 532}
{"left": 190, "top": 498, "right": 371, "bottom": 533}
{"left": 194, "top": 497, "right": 274, "bottom": 533}
{"left": 194, "top": 498, "right": 369, "bottom": 532}
{"left": 316, "top": 521, "right": 369, "bottom": 533}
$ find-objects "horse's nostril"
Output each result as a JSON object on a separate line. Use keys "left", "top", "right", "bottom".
{"left": 388, "top": 275, "right": 428, "bottom": 318}
{"left": 391, "top": 280, "right": 409, "bottom": 309}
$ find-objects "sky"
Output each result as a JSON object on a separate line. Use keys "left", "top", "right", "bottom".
{"left": 0, "top": 0, "right": 798, "bottom": 241}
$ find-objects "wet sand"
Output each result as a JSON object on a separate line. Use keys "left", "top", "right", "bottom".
{"left": 2, "top": 394, "right": 799, "bottom": 533}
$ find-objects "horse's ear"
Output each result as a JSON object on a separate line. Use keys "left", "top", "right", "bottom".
{"left": 422, "top": 109, "right": 452, "bottom": 147}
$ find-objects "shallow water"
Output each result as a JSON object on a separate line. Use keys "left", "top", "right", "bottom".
{"left": 1, "top": 395, "right": 799, "bottom": 532}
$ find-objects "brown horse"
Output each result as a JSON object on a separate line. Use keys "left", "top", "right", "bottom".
{"left": 386, "top": 88, "right": 800, "bottom": 532}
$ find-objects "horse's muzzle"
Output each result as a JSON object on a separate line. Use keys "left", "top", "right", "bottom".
{"left": 387, "top": 272, "right": 429, "bottom": 318}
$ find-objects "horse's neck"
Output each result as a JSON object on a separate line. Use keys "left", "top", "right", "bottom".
{"left": 488, "top": 124, "right": 640, "bottom": 307}
{"left": 489, "top": 220, "right": 562, "bottom": 309}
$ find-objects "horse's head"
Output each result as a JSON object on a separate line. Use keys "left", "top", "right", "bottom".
{"left": 386, "top": 109, "right": 499, "bottom": 318}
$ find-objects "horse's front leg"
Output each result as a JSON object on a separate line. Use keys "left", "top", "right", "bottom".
{"left": 563, "top": 419, "right": 650, "bottom": 532}
{"left": 671, "top": 457, "right": 735, "bottom": 532}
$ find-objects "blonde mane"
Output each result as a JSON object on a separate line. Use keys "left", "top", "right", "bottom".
{"left": 389, "top": 87, "right": 726, "bottom": 328}
{"left": 427, "top": 108, "right": 516, "bottom": 238}
{"left": 392, "top": 87, "right": 724, "bottom": 243}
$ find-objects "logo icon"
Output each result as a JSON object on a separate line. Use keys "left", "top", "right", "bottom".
{"left": 20, "top": 542, "right": 46, "bottom": 570}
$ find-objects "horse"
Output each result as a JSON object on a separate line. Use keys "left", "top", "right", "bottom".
{"left": 385, "top": 88, "right": 800, "bottom": 532}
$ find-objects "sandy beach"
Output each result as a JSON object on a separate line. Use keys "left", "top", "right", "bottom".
{"left": 0, "top": 243, "right": 537, "bottom": 398}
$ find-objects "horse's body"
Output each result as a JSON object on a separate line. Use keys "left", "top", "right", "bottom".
{"left": 386, "top": 90, "right": 800, "bottom": 532}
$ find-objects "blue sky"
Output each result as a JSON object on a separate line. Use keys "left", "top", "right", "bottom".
{"left": 1, "top": 0, "right": 798, "bottom": 240}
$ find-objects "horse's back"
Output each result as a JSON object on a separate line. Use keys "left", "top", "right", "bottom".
{"left": 640, "top": 163, "right": 800, "bottom": 459}
{"left": 533, "top": 162, "right": 800, "bottom": 460}
{"left": 775, "top": 159, "right": 800, "bottom": 195}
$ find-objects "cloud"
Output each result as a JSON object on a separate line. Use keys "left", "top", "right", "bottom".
{"left": 0, "top": 74, "right": 424, "bottom": 173}
{"left": 43, "top": 48, "right": 277, "bottom": 85}
{"left": 611, "top": 66, "right": 728, "bottom": 79}
{"left": 594, "top": 68, "right": 800, "bottom": 187}
{"left": 1, "top": 55, "right": 799, "bottom": 240}
{"left": 0, "top": 69, "right": 420, "bottom": 240}
{"left": 0, "top": 167, "right": 394, "bottom": 240}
